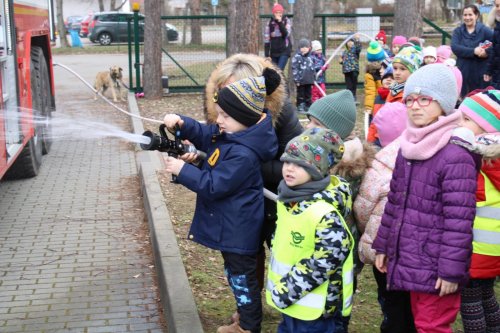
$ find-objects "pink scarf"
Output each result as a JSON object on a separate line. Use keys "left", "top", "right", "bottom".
{"left": 400, "top": 112, "right": 461, "bottom": 160}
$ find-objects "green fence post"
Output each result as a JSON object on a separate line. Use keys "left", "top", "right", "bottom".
{"left": 127, "top": 19, "right": 133, "bottom": 91}
{"left": 133, "top": 3, "right": 141, "bottom": 93}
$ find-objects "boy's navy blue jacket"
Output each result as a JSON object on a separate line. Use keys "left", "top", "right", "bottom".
{"left": 451, "top": 22, "right": 494, "bottom": 95}
{"left": 176, "top": 112, "right": 278, "bottom": 255}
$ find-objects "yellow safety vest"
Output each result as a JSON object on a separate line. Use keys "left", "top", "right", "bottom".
{"left": 473, "top": 172, "right": 500, "bottom": 256}
{"left": 266, "top": 195, "right": 354, "bottom": 320}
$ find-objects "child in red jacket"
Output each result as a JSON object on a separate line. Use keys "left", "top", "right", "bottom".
{"left": 452, "top": 89, "right": 500, "bottom": 333}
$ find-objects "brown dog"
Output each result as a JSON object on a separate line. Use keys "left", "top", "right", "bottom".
{"left": 94, "top": 66, "right": 126, "bottom": 102}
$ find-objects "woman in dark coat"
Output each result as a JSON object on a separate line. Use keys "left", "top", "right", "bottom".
{"left": 452, "top": 4, "right": 494, "bottom": 97}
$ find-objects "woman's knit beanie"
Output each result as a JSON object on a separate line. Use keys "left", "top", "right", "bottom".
{"left": 272, "top": 3, "right": 284, "bottom": 14}
{"left": 403, "top": 63, "right": 458, "bottom": 115}
{"left": 458, "top": 90, "right": 500, "bottom": 133}
{"left": 281, "top": 127, "right": 344, "bottom": 180}
{"left": 215, "top": 68, "right": 281, "bottom": 127}
{"left": 306, "top": 90, "right": 357, "bottom": 139}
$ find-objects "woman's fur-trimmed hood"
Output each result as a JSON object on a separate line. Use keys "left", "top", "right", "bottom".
{"left": 332, "top": 137, "right": 377, "bottom": 181}
{"left": 204, "top": 54, "right": 287, "bottom": 125}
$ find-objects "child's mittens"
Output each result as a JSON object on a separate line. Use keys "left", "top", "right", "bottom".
{"left": 450, "top": 127, "right": 476, "bottom": 152}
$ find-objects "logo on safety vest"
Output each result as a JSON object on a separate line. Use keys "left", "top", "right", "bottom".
{"left": 291, "top": 231, "right": 305, "bottom": 246}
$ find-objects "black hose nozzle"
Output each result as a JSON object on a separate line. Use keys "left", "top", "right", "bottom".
{"left": 140, "top": 124, "right": 206, "bottom": 159}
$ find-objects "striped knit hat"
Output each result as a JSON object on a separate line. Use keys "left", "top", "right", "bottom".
{"left": 215, "top": 68, "right": 280, "bottom": 127}
{"left": 367, "top": 41, "right": 386, "bottom": 62}
{"left": 459, "top": 90, "right": 500, "bottom": 133}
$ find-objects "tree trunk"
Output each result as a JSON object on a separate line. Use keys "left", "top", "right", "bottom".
{"left": 143, "top": 0, "right": 163, "bottom": 99}
{"left": 313, "top": 0, "right": 325, "bottom": 43}
{"left": 98, "top": 0, "right": 104, "bottom": 12}
{"left": 228, "top": 0, "right": 259, "bottom": 55}
{"left": 55, "top": 0, "right": 69, "bottom": 48}
{"left": 439, "top": 0, "right": 453, "bottom": 22}
{"left": 394, "top": 0, "right": 424, "bottom": 38}
{"left": 289, "top": 1, "right": 314, "bottom": 93}
{"left": 110, "top": 0, "right": 116, "bottom": 10}
{"left": 188, "top": 0, "right": 202, "bottom": 45}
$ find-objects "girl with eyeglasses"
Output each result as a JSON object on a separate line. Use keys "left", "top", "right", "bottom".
{"left": 373, "top": 64, "right": 481, "bottom": 333}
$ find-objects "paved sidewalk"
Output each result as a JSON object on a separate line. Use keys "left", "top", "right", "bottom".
{"left": 0, "top": 55, "right": 166, "bottom": 332}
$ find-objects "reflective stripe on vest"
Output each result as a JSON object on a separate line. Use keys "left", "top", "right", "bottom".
{"left": 266, "top": 194, "right": 354, "bottom": 320}
{"left": 473, "top": 172, "right": 500, "bottom": 256}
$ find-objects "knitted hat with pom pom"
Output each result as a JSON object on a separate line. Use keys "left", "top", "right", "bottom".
{"left": 215, "top": 68, "right": 281, "bottom": 127}
{"left": 375, "top": 30, "right": 387, "bottom": 44}
{"left": 459, "top": 90, "right": 500, "bottom": 133}
{"left": 367, "top": 41, "right": 386, "bottom": 62}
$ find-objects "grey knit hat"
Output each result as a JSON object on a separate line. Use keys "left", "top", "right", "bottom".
{"left": 281, "top": 127, "right": 344, "bottom": 180}
{"left": 403, "top": 63, "right": 458, "bottom": 115}
{"left": 298, "top": 38, "right": 311, "bottom": 49}
{"left": 305, "top": 90, "right": 357, "bottom": 139}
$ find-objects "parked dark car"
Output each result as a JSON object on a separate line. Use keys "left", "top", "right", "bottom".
{"left": 88, "top": 12, "right": 179, "bottom": 46}
{"left": 165, "top": 23, "right": 179, "bottom": 42}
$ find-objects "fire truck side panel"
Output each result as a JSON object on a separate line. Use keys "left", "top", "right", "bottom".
{"left": 0, "top": 0, "right": 54, "bottom": 180}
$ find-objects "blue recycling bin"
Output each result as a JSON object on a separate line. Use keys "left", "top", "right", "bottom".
{"left": 69, "top": 29, "right": 83, "bottom": 48}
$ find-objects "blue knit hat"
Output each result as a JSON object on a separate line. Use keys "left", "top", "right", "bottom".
{"left": 367, "top": 41, "right": 386, "bottom": 62}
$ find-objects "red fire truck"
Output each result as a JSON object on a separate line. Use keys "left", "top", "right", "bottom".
{"left": 0, "top": 0, "right": 55, "bottom": 180}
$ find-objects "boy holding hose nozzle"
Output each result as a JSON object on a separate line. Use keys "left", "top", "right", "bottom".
{"left": 163, "top": 68, "right": 280, "bottom": 333}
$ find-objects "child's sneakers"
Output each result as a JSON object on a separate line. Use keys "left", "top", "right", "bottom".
{"left": 217, "top": 322, "right": 251, "bottom": 333}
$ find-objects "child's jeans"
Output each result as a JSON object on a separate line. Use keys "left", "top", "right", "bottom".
{"left": 272, "top": 55, "right": 290, "bottom": 71}
{"left": 410, "top": 290, "right": 461, "bottom": 333}
{"left": 312, "top": 83, "right": 326, "bottom": 103}
{"left": 277, "top": 313, "right": 336, "bottom": 333}
{"left": 222, "top": 251, "right": 262, "bottom": 333}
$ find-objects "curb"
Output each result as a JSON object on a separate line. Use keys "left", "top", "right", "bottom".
{"left": 128, "top": 92, "right": 204, "bottom": 333}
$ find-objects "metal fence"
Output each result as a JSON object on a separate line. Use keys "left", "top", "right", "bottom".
{"left": 128, "top": 13, "right": 452, "bottom": 93}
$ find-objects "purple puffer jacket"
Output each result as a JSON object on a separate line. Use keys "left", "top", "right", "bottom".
{"left": 372, "top": 143, "right": 480, "bottom": 294}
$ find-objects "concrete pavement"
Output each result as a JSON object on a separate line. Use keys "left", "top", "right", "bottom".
{"left": 0, "top": 54, "right": 202, "bottom": 333}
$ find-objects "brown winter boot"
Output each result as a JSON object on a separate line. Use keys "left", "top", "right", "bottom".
{"left": 216, "top": 321, "right": 251, "bottom": 333}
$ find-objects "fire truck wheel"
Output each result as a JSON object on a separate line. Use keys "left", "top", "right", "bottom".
{"left": 98, "top": 32, "right": 112, "bottom": 46}
{"left": 31, "top": 47, "right": 53, "bottom": 154}
{"left": 4, "top": 46, "right": 48, "bottom": 179}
